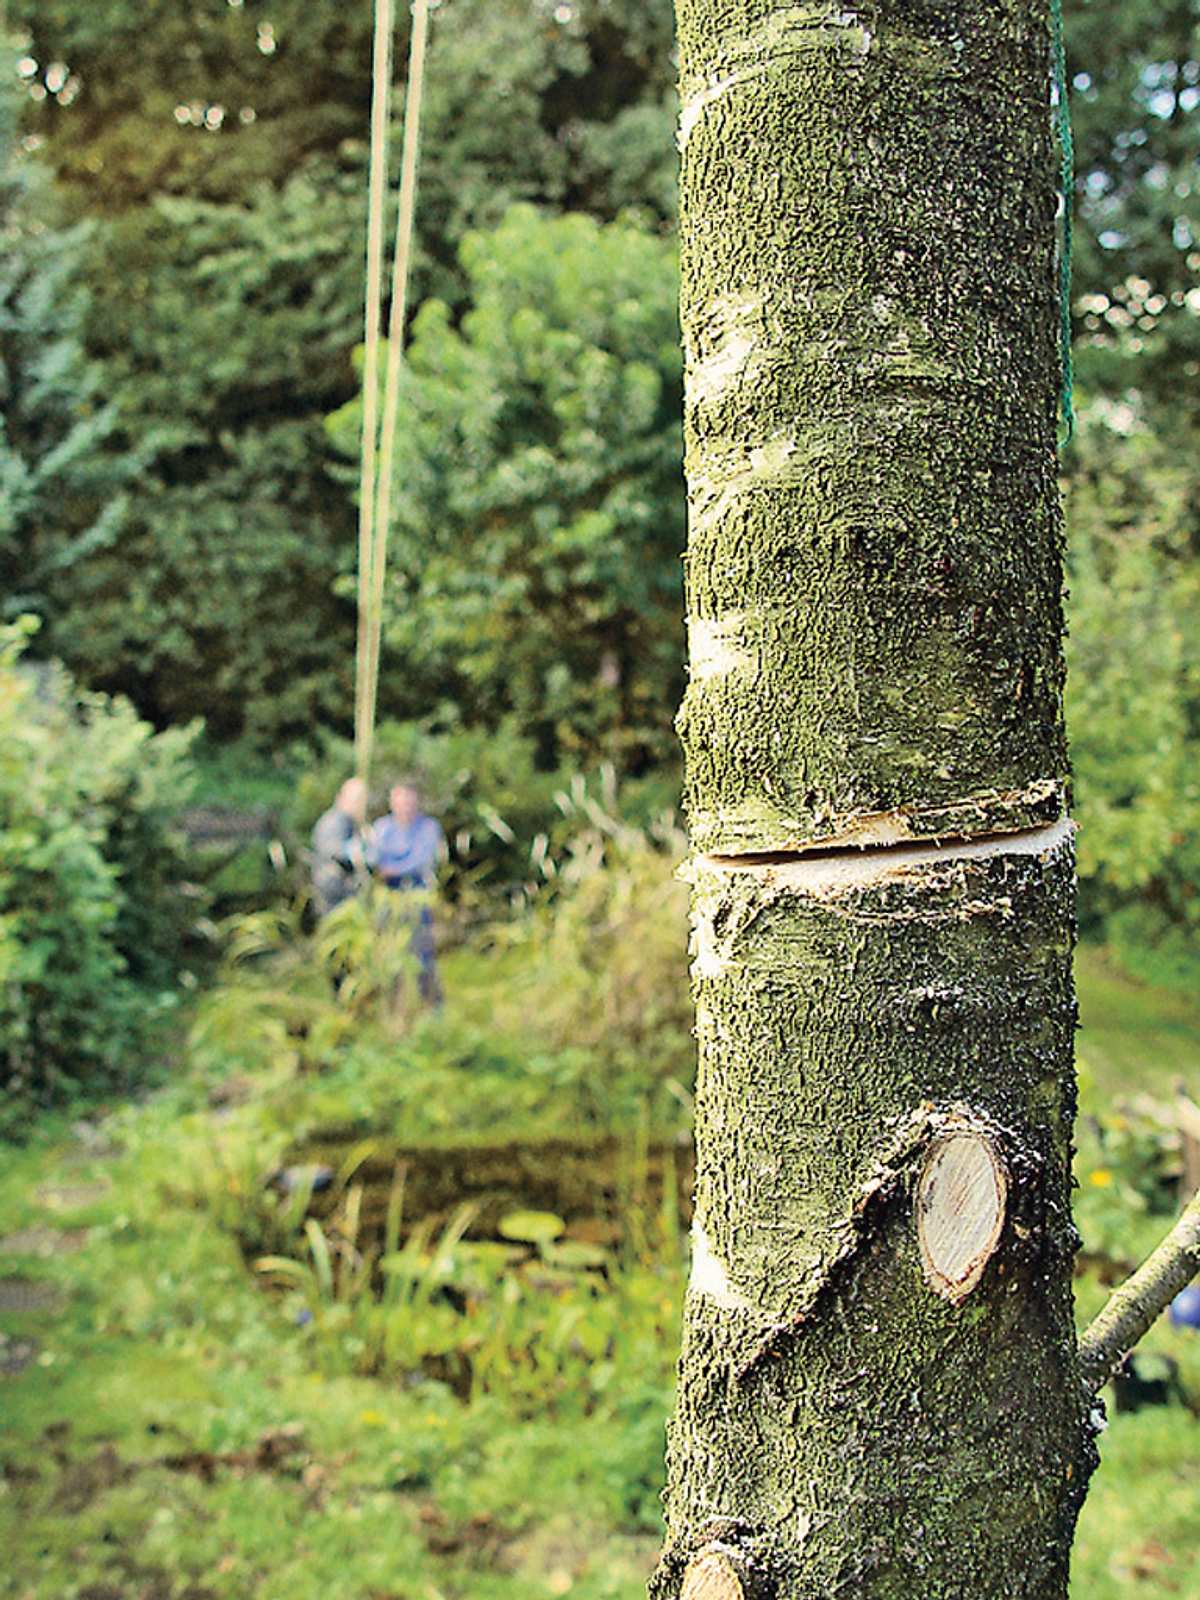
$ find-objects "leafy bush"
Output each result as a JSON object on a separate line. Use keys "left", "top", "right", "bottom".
{"left": 0, "top": 621, "right": 200, "bottom": 1125}
{"left": 1065, "top": 410, "right": 1200, "bottom": 988}
{"left": 459, "top": 790, "right": 693, "bottom": 1118}
{"left": 1073, "top": 1091, "right": 1187, "bottom": 1272}
{"left": 326, "top": 205, "right": 685, "bottom": 768}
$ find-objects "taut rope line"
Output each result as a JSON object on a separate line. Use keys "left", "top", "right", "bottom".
{"left": 354, "top": 0, "right": 395, "bottom": 779}
{"left": 355, "top": 0, "right": 431, "bottom": 784}
{"left": 363, "top": 0, "right": 431, "bottom": 774}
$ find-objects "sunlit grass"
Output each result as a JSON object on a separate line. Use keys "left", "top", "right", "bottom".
{"left": 1077, "top": 944, "right": 1200, "bottom": 1100}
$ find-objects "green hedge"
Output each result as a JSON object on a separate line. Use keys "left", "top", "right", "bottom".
{"left": 0, "top": 621, "right": 200, "bottom": 1128}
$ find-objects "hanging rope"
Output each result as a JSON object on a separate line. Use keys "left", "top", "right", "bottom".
{"left": 1050, "top": 0, "right": 1075, "bottom": 446}
{"left": 362, "top": 0, "right": 431, "bottom": 769}
{"left": 354, "top": 0, "right": 396, "bottom": 780}
{"left": 354, "top": 0, "right": 431, "bottom": 784}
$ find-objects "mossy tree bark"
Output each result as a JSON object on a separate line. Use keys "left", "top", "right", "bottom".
{"left": 655, "top": 4, "right": 1098, "bottom": 1597}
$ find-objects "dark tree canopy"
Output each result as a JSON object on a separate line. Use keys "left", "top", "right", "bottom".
{"left": 0, "top": 0, "right": 1197, "bottom": 943}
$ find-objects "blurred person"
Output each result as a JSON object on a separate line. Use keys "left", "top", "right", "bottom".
{"left": 311, "top": 776, "right": 369, "bottom": 918}
{"left": 370, "top": 779, "right": 445, "bottom": 1006}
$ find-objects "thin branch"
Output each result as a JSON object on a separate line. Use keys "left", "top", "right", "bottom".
{"left": 1078, "top": 1186, "right": 1200, "bottom": 1396}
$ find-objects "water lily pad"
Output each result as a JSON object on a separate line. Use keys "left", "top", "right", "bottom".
{"left": 542, "top": 1241, "right": 609, "bottom": 1271}
{"left": 457, "top": 1242, "right": 527, "bottom": 1268}
{"left": 498, "top": 1210, "right": 565, "bottom": 1245}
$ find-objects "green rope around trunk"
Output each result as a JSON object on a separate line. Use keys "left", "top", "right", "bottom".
{"left": 1051, "top": 0, "right": 1075, "bottom": 446}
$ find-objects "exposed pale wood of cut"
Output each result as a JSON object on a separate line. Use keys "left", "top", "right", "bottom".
{"left": 681, "top": 1548, "right": 745, "bottom": 1600}
{"left": 917, "top": 1130, "right": 1007, "bottom": 1302}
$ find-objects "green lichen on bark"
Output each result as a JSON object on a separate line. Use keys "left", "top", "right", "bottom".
{"left": 674, "top": 0, "right": 1067, "bottom": 853}
{"left": 661, "top": 4, "right": 1092, "bottom": 1591}
{"left": 655, "top": 828, "right": 1097, "bottom": 1598}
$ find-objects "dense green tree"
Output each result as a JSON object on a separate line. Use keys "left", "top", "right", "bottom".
{"left": 0, "top": 621, "right": 199, "bottom": 1126}
{"left": 15, "top": 0, "right": 1192, "bottom": 343}
{"left": 28, "top": 180, "right": 365, "bottom": 739}
{"left": 9, "top": 0, "right": 390, "bottom": 211}
{"left": 11, "top": 0, "right": 677, "bottom": 255}
{"left": 1066, "top": 406, "right": 1200, "bottom": 987}
{"left": 1053, "top": 0, "right": 1200, "bottom": 983}
{"left": 1065, "top": 0, "right": 1200, "bottom": 425}
{"left": 327, "top": 205, "right": 683, "bottom": 766}
{"left": 0, "top": 75, "right": 127, "bottom": 620}
{"left": 4, "top": 1, "right": 679, "bottom": 743}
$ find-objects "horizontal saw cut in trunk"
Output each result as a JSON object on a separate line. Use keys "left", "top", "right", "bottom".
{"left": 657, "top": 2, "right": 1099, "bottom": 1596}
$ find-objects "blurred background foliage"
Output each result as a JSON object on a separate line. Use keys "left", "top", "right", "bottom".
{"left": 0, "top": 6, "right": 1198, "bottom": 1598}
{"left": 324, "top": 206, "right": 684, "bottom": 768}
{"left": 0, "top": 0, "right": 1196, "bottom": 997}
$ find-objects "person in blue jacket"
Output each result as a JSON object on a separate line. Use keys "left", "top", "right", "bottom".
{"left": 370, "top": 778, "right": 445, "bottom": 1006}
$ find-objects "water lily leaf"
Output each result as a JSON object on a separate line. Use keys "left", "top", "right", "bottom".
{"left": 542, "top": 1240, "right": 608, "bottom": 1270}
{"left": 498, "top": 1209, "right": 565, "bottom": 1244}
{"left": 457, "top": 1241, "right": 527, "bottom": 1267}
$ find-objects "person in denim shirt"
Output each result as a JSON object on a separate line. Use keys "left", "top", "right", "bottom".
{"left": 370, "top": 779, "right": 444, "bottom": 1005}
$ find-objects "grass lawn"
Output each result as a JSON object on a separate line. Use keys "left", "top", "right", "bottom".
{"left": 1076, "top": 944, "right": 1200, "bottom": 1100}
{"left": 0, "top": 944, "right": 1197, "bottom": 1598}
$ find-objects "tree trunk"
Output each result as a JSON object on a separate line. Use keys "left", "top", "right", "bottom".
{"left": 656, "top": 3, "right": 1098, "bottom": 1596}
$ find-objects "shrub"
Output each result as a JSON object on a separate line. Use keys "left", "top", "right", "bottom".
{"left": 453, "top": 787, "right": 693, "bottom": 1120}
{"left": 0, "top": 621, "right": 200, "bottom": 1126}
{"left": 325, "top": 205, "right": 685, "bottom": 769}
{"left": 1065, "top": 411, "right": 1200, "bottom": 988}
